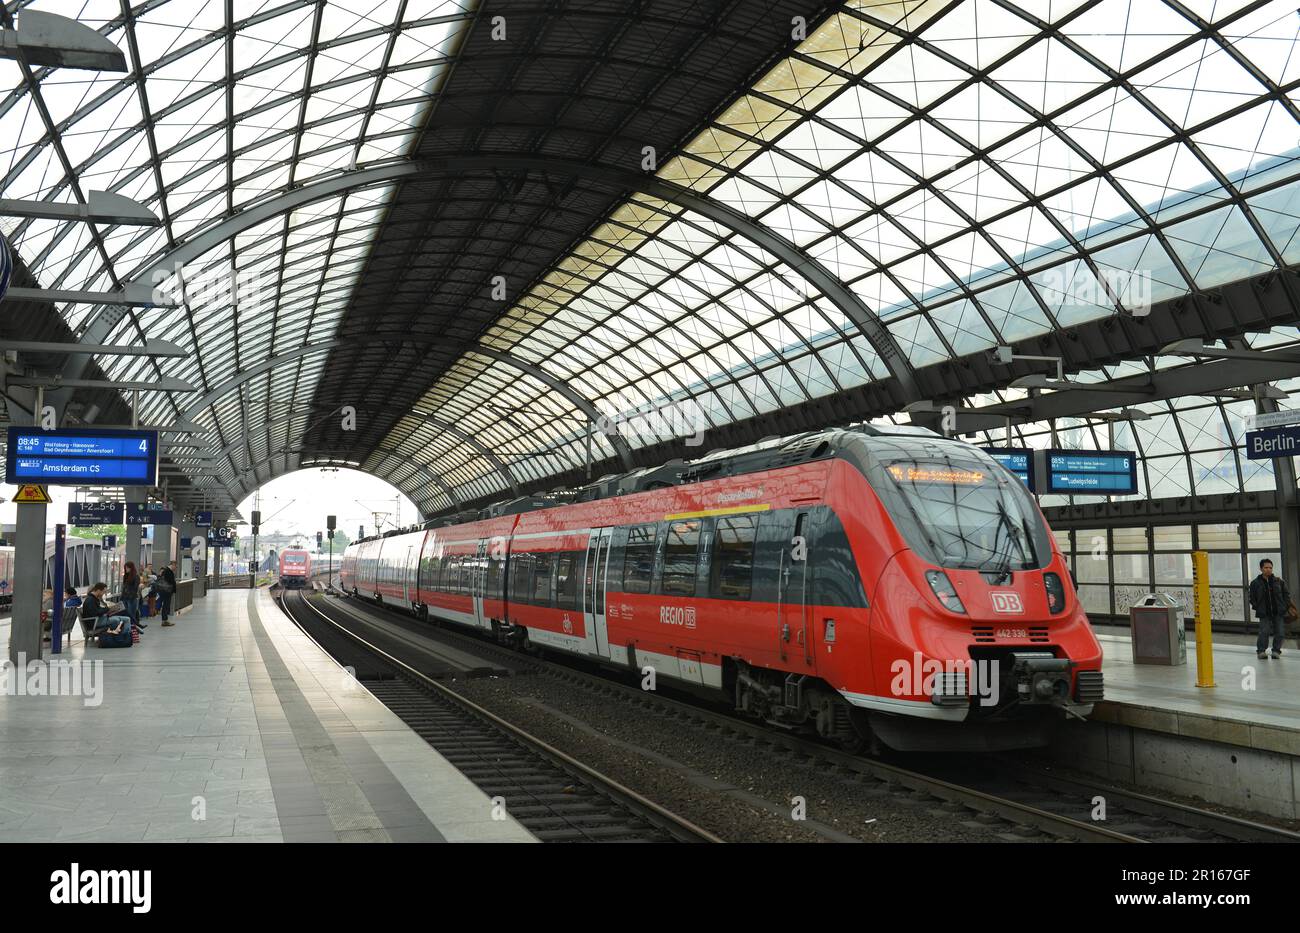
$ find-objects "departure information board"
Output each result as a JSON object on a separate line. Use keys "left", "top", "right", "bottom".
{"left": 6, "top": 427, "right": 158, "bottom": 486}
{"left": 1045, "top": 450, "right": 1137, "bottom": 494}
{"left": 981, "top": 447, "right": 1034, "bottom": 491}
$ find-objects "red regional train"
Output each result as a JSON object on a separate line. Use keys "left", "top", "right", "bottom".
{"left": 279, "top": 547, "right": 312, "bottom": 588}
{"left": 340, "top": 426, "right": 1103, "bottom": 751}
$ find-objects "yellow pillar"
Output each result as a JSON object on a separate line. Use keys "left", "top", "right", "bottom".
{"left": 1191, "top": 549, "right": 1215, "bottom": 688}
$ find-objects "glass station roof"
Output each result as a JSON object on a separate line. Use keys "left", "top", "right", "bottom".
{"left": 0, "top": 0, "right": 472, "bottom": 502}
{"left": 369, "top": 0, "right": 1300, "bottom": 512}
{"left": 2, "top": 0, "right": 1299, "bottom": 515}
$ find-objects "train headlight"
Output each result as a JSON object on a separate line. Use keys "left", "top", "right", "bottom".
{"left": 1043, "top": 572, "right": 1067, "bottom": 614}
{"left": 925, "top": 570, "right": 966, "bottom": 614}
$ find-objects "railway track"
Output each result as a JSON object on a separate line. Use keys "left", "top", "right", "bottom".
{"left": 314, "top": 588, "right": 1300, "bottom": 844}
{"left": 274, "top": 587, "right": 720, "bottom": 844}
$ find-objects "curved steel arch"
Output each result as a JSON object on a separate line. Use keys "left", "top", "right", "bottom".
{"left": 224, "top": 452, "right": 455, "bottom": 522}
{"left": 206, "top": 403, "right": 521, "bottom": 500}
{"left": 178, "top": 339, "right": 342, "bottom": 421}
{"left": 161, "top": 333, "right": 625, "bottom": 483}
{"left": 464, "top": 346, "right": 635, "bottom": 471}
{"left": 412, "top": 467, "right": 462, "bottom": 512}
{"left": 61, "top": 155, "right": 919, "bottom": 399}
{"left": 378, "top": 413, "right": 522, "bottom": 496}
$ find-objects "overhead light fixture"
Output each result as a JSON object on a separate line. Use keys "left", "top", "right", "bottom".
{"left": 1089, "top": 408, "right": 1152, "bottom": 422}
{"left": 7, "top": 374, "right": 196, "bottom": 392}
{"left": 0, "top": 10, "right": 128, "bottom": 71}
{"left": 0, "top": 338, "right": 185, "bottom": 357}
{"left": 991, "top": 345, "right": 1064, "bottom": 381}
{"left": 1159, "top": 339, "right": 1300, "bottom": 366}
{"left": 1212, "top": 386, "right": 1289, "bottom": 401}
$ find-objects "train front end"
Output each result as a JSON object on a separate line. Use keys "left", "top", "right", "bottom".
{"left": 836, "top": 431, "right": 1103, "bottom": 752}
{"left": 279, "top": 549, "right": 311, "bottom": 588}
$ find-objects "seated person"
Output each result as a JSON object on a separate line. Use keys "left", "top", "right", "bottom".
{"left": 63, "top": 587, "right": 82, "bottom": 610}
{"left": 80, "top": 583, "right": 133, "bottom": 648}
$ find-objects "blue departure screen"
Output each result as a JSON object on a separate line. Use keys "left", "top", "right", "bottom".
{"left": 6, "top": 427, "right": 158, "bottom": 487}
{"left": 982, "top": 447, "right": 1034, "bottom": 491}
{"left": 1046, "top": 449, "right": 1137, "bottom": 495}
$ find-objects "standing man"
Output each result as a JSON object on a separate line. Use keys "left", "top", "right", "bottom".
{"left": 1248, "top": 558, "right": 1292, "bottom": 660}
{"left": 157, "top": 560, "right": 178, "bottom": 627}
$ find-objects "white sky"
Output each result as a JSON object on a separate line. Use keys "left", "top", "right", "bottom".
{"left": 235, "top": 467, "right": 420, "bottom": 542}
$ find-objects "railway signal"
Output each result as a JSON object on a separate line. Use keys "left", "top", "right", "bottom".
{"left": 327, "top": 515, "right": 336, "bottom": 589}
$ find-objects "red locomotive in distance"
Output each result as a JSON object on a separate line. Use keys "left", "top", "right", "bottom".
{"left": 341, "top": 426, "right": 1103, "bottom": 751}
{"left": 278, "top": 547, "right": 312, "bottom": 588}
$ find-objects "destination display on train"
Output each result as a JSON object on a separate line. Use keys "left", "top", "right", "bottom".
{"left": 5, "top": 427, "right": 158, "bottom": 486}
{"left": 1045, "top": 449, "right": 1137, "bottom": 494}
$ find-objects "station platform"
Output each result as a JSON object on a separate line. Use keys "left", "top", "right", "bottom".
{"left": 1093, "top": 632, "right": 1300, "bottom": 754}
{"left": 0, "top": 588, "right": 535, "bottom": 843}
{"left": 1052, "top": 630, "right": 1300, "bottom": 819}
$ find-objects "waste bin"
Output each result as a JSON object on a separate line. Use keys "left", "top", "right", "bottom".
{"left": 1130, "top": 593, "right": 1187, "bottom": 665}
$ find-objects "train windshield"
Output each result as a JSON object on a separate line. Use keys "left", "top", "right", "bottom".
{"left": 283, "top": 553, "right": 307, "bottom": 564}
{"left": 878, "top": 457, "right": 1049, "bottom": 572}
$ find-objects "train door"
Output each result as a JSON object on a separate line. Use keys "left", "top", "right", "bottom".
{"left": 584, "top": 528, "right": 613, "bottom": 657}
{"left": 779, "top": 511, "right": 815, "bottom": 669}
{"left": 402, "top": 545, "right": 415, "bottom": 605}
{"left": 472, "top": 540, "right": 488, "bottom": 629}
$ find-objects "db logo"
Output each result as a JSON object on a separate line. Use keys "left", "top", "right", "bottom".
{"left": 990, "top": 592, "right": 1024, "bottom": 614}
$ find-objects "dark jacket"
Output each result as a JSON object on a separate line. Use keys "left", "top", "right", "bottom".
{"left": 79, "top": 592, "right": 112, "bottom": 622}
{"left": 80, "top": 593, "right": 124, "bottom": 636}
{"left": 120, "top": 572, "right": 140, "bottom": 600}
{"left": 157, "top": 567, "right": 177, "bottom": 593}
{"left": 1249, "top": 573, "right": 1291, "bottom": 620}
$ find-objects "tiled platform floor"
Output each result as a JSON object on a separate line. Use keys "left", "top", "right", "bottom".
{"left": 0, "top": 588, "right": 534, "bottom": 843}
{"left": 1095, "top": 631, "right": 1300, "bottom": 754}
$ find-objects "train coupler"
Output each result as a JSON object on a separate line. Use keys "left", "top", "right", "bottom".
{"left": 1009, "top": 652, "right": 1072, "bottom": 705}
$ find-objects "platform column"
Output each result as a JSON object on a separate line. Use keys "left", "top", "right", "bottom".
{"left": 1257, "top": 395, "right": 1300, "bottom": 600}
{"left": 184, "top": 520, "right": 206, "bottom": 599}
{"left": 155, "top": 505, "right": 173, "bottom": 571}
{"left": 9, "top": 494, "right": 46, "bottom": 665}
{"left": 125, "top": 486, "right": 144, "bottom": 569}
{"left": 1276, "top": 457, "right": 1300, "bottom": 605}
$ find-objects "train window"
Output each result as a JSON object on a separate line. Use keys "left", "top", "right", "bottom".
{"left": 709, "top": 515, "right": 756, "bottom": 600}
{"left": 660, "top": 520, "right": 701, "bottom": 597}
{"left": 622, "top": 525, "right": 656, "bottom": 594}
{"left": 486, "top": 551, "right": 503, "bottom": 598}
{"left": 532, "top": 552, "right": 553, "bottom": 605}
{"left": 555, "top": 552, "right": 579, "bottom": 611}
{"left": 510, "top": 552, "right": 533, "bottom": 604}
{"left": 810, "top": 508, "right": 868, "bottom": 608}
